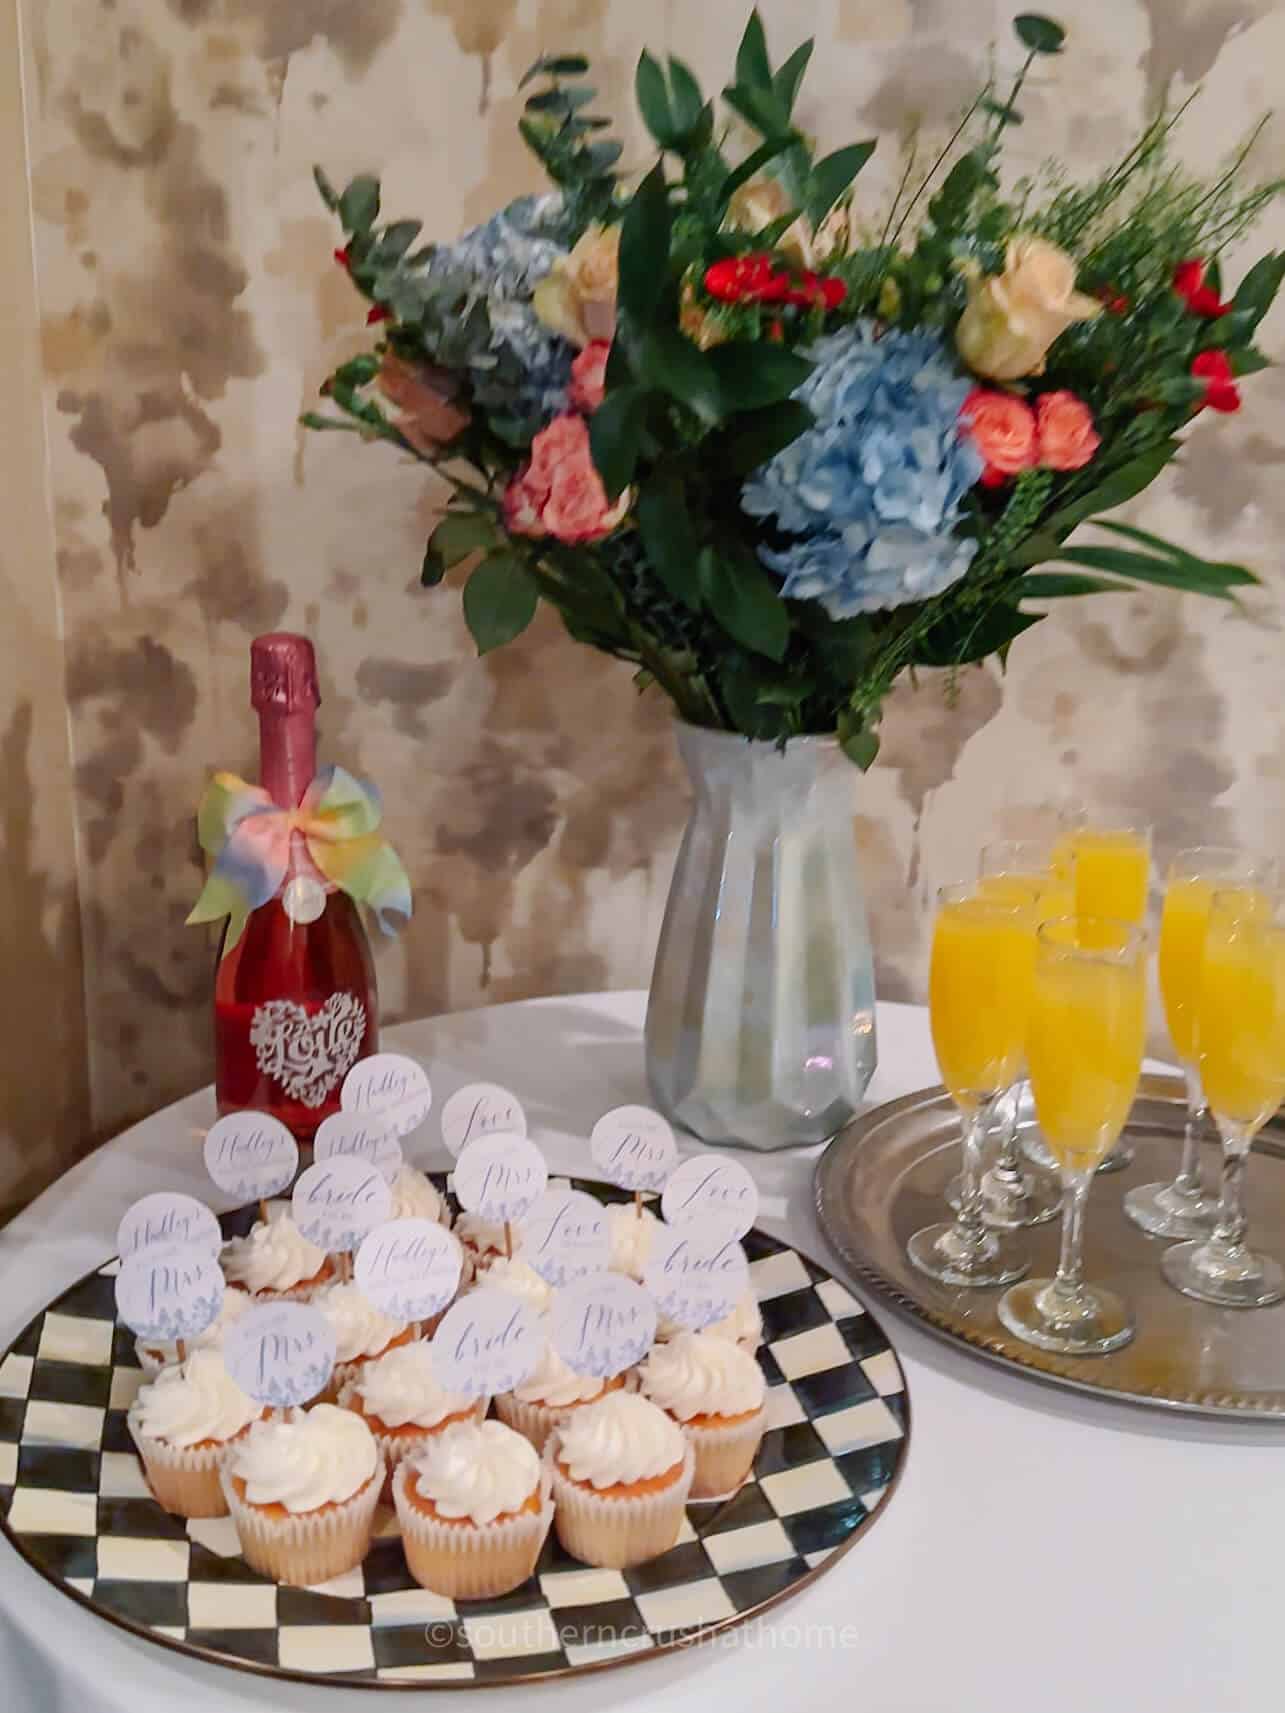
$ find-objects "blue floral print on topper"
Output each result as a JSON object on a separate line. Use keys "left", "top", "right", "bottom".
{"left": 223, "top": 1302, "right": 338, "bottom": 1409}
{"left": 114, "top": 1244, "right": 227, "bottom": 1346}
{"left": 203, "top": 1113, "right": 300, "bottom": 1205}
{"left": 549, "top": 1273, "right": 657, "bottom": 1379}
{"left": 354, "top": 1218, "right": 462, "bottom": 1322}
{"left": 642, "top": 1222, "right": 750, "bottom": 1331}
{"left": 519, "top": 1188, "right": 612, "bottom": 1287}
{"left": 292, "top": 1156, "right": 394, "bottom": 1255}
{"left": 429, "top": 1290, "right": 544, "bottom": 1399}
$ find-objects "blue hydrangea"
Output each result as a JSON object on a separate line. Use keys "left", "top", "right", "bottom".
{"left": 741, "top": 322, "right": 984, "bottom": 618}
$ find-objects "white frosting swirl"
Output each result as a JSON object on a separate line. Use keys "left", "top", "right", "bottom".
{"left": 510, "top": 1338, "right": 603, "bottom": 1407}
{"left": 657, "top": 1290, "right": 761, "bottom": 1350}
{"left": 229, "top": 1403, "right": 378, "bottom": 1513}
{"left": 318, "top": 1282, "right": 408, "bottom": 1363}
{"left": 222, "top": 1204, "right": 327, "bottom": 1295}
{"left": 475, "top": 1256, "right": 552, "bottom": 1316}
{"left": 455, "top": 1211, "right": 516, "bottom": 1258}
{"left": 132, "top": 1349, "right": 261, "bottom": 1448}
{"left": 407, "top": 1420, "right": 540, "bottom": 1525}
{"left": 607, "top": 1204, "right": 659, "bottom": 1280}
{"left": 351, "top": 1342, "right": 474, "bottom": 1429}
{"left": 555, "top": 1391, "right": 685, "bottom": 1489}
{"left": 640, "top": 1331, "right": 765, "bottom": 1422}
{"left": 390, "top": 1166, "right": 449, "bottom": 1225}
{"left": 137, "top": 1286, "right": 251, "bottom": 1367}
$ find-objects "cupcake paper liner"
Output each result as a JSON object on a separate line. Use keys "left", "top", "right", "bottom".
{"left": 336, "top": 1383, "right": 487, "bottom": 1491}
{"left": 127, "top": 1414, "right": 241, "bottom": 1519}
{"left": 392, "top": 1461, "right": 553, "bottom": 1600}
{"left": 546, "top": 1438, "right": 694, "bottom": 1569}
{"left": 681, "top": 1405, "right": 767, "bottom": 1499}
{"left": 220, "top": 1465, "right": 384, "bottom": 1587}
{"left": 494, "top": 1375, "right": 626, "bottom": 1455}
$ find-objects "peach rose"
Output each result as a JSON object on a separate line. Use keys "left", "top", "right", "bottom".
{"left": 527, "top": 412, "right": 589, "bottom": 491}
{"left": 956, "top": 236, "right": 1100, "bottom": 381}
{"left": 504, "top": 413, "right": 629, "bottom": 544}
{"left": 503, "top": 474, "right": 547, "bottom": 538}
{"left": 1035, "top": 390, "right": 1100, "bottom": 471}
{"left": 377, "top": 353, "right": 469, "bottom": 454}
{"left": 962, "top": 388, "right": 1038, "bottom": 482}
{"left": 569, "top": 341, "right": 611, "bottom": 413}
{"left": 532, "top": 225, "right": 620, "bottom": 348}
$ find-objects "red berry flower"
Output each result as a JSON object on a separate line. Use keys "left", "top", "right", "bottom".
{"left": 1191, "top": 349, "right": 1241, "bottom": 413}
{"left": 367, "top": 304, "right": 392, "bottom": 325}
{"left": 1095, "top": 285, "right": 1130, "bottom": 315}
{"left": 1173, "top": 259, "right": 1232, "bottom": 318}
{"left": 334, "top": 245, "right": 351, "bottom": 269}
{"left": 703, "top": 253, "right": 846, "bottom": 312}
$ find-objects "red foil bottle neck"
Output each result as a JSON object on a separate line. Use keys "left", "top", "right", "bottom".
{"left": 251, "top": 634, "right": 320, "bottom": 811}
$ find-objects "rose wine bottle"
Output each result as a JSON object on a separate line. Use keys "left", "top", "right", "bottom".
{"left": 213, "top": 633, "right": 378, "bottom": 1141}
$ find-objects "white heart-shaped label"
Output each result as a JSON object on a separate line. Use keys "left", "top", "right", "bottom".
{"left": 250, "top": 993, "right": 368, "bottom": 1109}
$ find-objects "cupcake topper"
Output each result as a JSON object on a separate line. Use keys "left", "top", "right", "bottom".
{"left": 550, "top": 1273, "right": 657, "bottom": 1379}
{"left": 313, "top": 1111, "right": 404, "bottom": 1186}
{"left": 661, "top": 1155, "right": 759, "bottom": 1241}
{"left": 590, "top": 1106, "right": 678, "bottom": 1196}
{"left": 224, "top": 1302, "right": 337, "bottom": 1409}
{"left": 518, "top": 1188, "right": 611, "bottom": 1286}
{"left": 453, "top": 1134, "right": 548, "bottom": 1226}
{"left": 117, "top": 1193, "right": 222, "bottom": 1263}
{"left": 429, "top": 1289, "right": 543, "bottom": 1399}
{"left": 292, "top": 1156, "right": 393, "bottom": 1254}
{"left": 114, "top": 1242, "right": 226, "bottom": 1347}
{"left": 440, "top": 1082, "right": 528, "bottom": 1158}
{"left": 341, "top": 1053, "right": 433, "bottom": 1138}
{"left": 643, "top": 1220, "right": 750, "bottom": 1331}
{"left": 354, "top": 1218, "right": 462, "bottom": 1321}
{"left": 203, "top": 1114, "right": 299, "bottom": 1207}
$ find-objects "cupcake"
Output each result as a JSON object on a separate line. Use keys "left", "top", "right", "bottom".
{"left": 317, "top": 1282, "right": 417, "bottom": 1395}
{"left": 338, "top": 1341, "right": 483, "bottom": 1488}
{"left": 394, "top": 1420, "right": 553, "bottom": 1600}
{"left": 222, "top": 1202, "right": 335, "bottom": 1303}
{"left": 221, "top": 1403, "right": 383, "bottom": 1586}
{"left": 495, "top": 1337, "right": 627, "bottom": 1453}
{"left": 471, "top": 1255, "right": 552, "bottom": 1317}
{"left": 548, "top": 1391, "right": 693, "bottom": 1569}
{"left": 655, "top": 1289, "right": 762, "bottom": 1355}
{"left": 606, "top": 1203, "right": 660, "bottom": 1281}
{"left": 128, "top": 1349, "right": 263, "bottom": 1518}
{"left": 455, "top": 1210, "right": 518, "bottom": 1271}
{"left": 136, "top": 1285, "right": 252, "bottom": 1378}
{"left": 389, "top": 1165, "right": 453, "bottom": 1227}
{"left": 639, "top": 1332, "right": 767, "bottom": 1499}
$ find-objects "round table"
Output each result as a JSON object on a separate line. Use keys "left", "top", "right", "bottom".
{"left": 1, "top": 994, "right": 1279, "bottom": 1711}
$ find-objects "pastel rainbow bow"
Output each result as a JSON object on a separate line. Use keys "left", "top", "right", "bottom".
{"left": 188, "top": 766, "right": 412, "bottom": 954}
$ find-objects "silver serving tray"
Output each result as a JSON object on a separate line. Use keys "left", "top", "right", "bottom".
{"left": 815, "top": 1074, "right": 1285, "bottom": 1419}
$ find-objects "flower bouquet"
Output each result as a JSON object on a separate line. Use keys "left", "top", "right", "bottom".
{"left": 307, "top": 10, "right": 1281, "bottom": 769}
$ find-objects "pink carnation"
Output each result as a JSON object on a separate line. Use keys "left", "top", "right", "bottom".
{"left": 503, "top": 413, "right": 629, "bottom": 545}
{"left": 569, "top": 340, "right": 611, "bottom": 413}
{"left": 962, "top": 388, "right": 1038, "bottom": 484}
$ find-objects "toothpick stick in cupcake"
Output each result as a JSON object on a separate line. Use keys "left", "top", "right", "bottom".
{"left": 590, "top": 1106, "right": 678, "bottom": 1218}
{"left": 452, "top": 1133, "right": 548, "bottom": 1260}
{"left": 202, "top": 1113, "right": 299, "bottom": 1232}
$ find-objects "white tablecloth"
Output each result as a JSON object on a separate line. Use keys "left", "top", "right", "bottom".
{"left": 1, "top": 994, "right": 1279, "bottom": 1712}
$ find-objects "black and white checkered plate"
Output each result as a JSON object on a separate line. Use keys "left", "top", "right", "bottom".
{"left": 0, "top": 1180, "right": 909, "bottom": 1689}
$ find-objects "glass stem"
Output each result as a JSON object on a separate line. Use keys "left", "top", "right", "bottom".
{"left": 956, "top": 1095, "right": 999, "bottom": 1248}
{"left": 1052, "top": 1172, "right": 1092, "bottom": 1304}
{"left": 1172, "top": 1063, "right": 1207, "bottom": 1199}
{"left": 1208, "top": 1127, "right": 1252, "bottom": 1260}
{"left": 989, "top": 1083, "right": 1023, "bottom": 1187}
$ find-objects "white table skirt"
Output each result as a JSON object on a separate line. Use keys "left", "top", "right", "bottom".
{"left": 1, "top": 994, "right": 1280, "bottom": 1712}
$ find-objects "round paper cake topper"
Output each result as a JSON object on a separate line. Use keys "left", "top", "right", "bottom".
{"left": 354, "top": 1218, "right": 462, "bottom": 1321}
{"left": 114, "top": 1243, "right": 226, "bottom": 1345}
{"left": 341, "top": 1053, "right": 433, "bottom": 1138}
{"left": 203, "top": 1113, "right": 299, "bottom": 1203}
{"left": 117, "top": 1193, "right": 222, "bottom": 1263}
{"left": 224, "top": 1301, "right": 337, "bottom": 1409}
{"left": 292, "top": 1156, "right": 393, "bottom": 1253}
{"left": 590, "top": 1105, "right": 678, "bottom": 1194}
{"left": 661, "top": 1155, "right": 759, "bottom": 1240}
{"left": 550, "top": 1273, "right": 657, "bottom": 1379}
{"left": 643, "top": 1220, "right": 750, "bottom": 1331}
{"left": 453, "top": 1133, "right": 548, "bottom": 1225}
{"left": 440, "top": 1082, "right": 528, "bottom": 1158}
{"left": 519, "top": 1188, "right": 611, "bottom": 1287}
{"left": 313, "top": 1111, "right": 404, "bottom": 1185}
{"left": 429, "top": 1290, "right": 543, "bottom": 1399}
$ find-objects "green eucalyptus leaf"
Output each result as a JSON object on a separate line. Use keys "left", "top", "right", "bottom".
{"left": 313, "top": 165, "right": 339, "bottom": 211}
{"left": 708, "top": 344, "right": 812, "bottom": 411}
{"left": 699, "top": 546, "right": 790, "bottom": 661}
{"left": 370, "top": 220, "right": 422, "bottom": 265}
{"left": 589, "top": 384, "right": 649, "bottom": 499}
{"left": 666, "top": 56, "right": 705, "bottom": 135}
{"left": 432, "top": 512, "right": 496, "bottom": 565}
{"left": 333, "top": 353, "right": 380, "bottom": 387}
{"left": 736, "top": 10, "right": 773, "bottom": 90}
{"left": 619, "top": 163, "right": 672, "bottom": 326}
{"left": 773, "top": 40, "right": 813, "bottom": 114}
{"left": 1232, "top": 252, "right": 1285, "bottom": 333}
{"left": 462, "top": 553, "right": 539, "bottom": 654}
{"left": 837, "top": 709, "right": 880, "bottom": 769}
{"left": 981, "top": 95, "right": 1023, "bottom": 125}
{"left": 1014, "top": 13, "right": 1066, "bottom": 52}
{"left": 338, "top": 175, "right": 380, "bottom": 235}
{"left": 520, "top": 52, "right": 591, "bottom": 88}
{"left": 805, "top": 142, "right": 876, "bottom": 227}
{"left": 638, "top": 480, "right": 701, "bottom": 610}
{"left": 636, "top": 50, "right": 676, "bottom": 146}
{"left": 585, "top": 139, "right": 624, "bottom": 173}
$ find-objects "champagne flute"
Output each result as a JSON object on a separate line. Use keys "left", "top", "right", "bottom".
{"left": 999, "top": 916, "right": 1147, "bottom": 1354}
{"left": 1126, "top": 849, "right": 1277, "bottom": 1240}
{"left": 1163, "top": 888, "right": 1285, "bottom": 1308}
{"left": 907, "top": 886, "right": 1034, "bottom": 1287}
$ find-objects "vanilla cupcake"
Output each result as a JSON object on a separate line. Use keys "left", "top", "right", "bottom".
{"left": 471, "top": 1255, "right": 553, "bottom": 1317}
{"left": 317, "top": 1282, "right": 417, "bottom": 1395}
{"left": 495, "top": 1337, "right": 626, "bottom": 1453}
{"left": 128, "top": 1349, "right": 263, "bottom": 1518}
{"left": 394, "top": 1420, "right": 553, "bottom": 1600}
{"left": 607, "top": 1203, "right": 660, "bottom": 1281}
{"left": 548, "top": 1390, "right": 693, "bottom": 1569}
{"left": 390, "top": 1165, "right": 452, "bottom": 1228}
{"left": 639, "top": 1332, "right": 766, "bottom": 1499}
{"left": 136, "top": 1286, "right": 252, "bottom": 1379}
{"left": 655, "top": 1289, "right": 762, "bottom": 1355}
{"left": 222, "top": 1202, "right": 334, "bottom": 1303}
{"left": 221, "top": 1403, "right": 383, "bottom": 1586}
{"left": 338, "top": 1341, "right": 483, "bottom": 1487}
{"left": 455, "top": 1211, "right": 518, "bottom": 1270}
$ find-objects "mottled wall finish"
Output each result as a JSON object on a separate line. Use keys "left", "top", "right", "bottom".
{"left": 14, "top": 0, "right": 1285, "bottom": 1147}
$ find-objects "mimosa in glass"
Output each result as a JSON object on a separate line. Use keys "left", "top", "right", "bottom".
{"left": 1163, "top": 889, "right": 1285, "bottom": 1308}
{"left": 1126, "top": 850, "right": 1275, "bottom": 1240}
{"left": 907, "top": 887, "right": 1035, "bottom": 1287}
{"left": 999, "top": 917, "right": 1146, "bottom": 1355}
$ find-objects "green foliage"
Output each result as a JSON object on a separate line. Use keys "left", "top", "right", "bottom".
{"left": 462, "top": 554, "right": 540, "bottom": 654}
{"left": 1013, "top": 14, "right": 1066, "bottom": 52}
{"left": 517, "top": 57, "right": 622, "bottom": 226}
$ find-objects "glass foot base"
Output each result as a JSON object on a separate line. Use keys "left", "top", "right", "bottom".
{"left": 946, "top": 1169, "right": 1061, "bottom": 1229}
{"left": 906, "top": 1221, "right": 1029, "bottom": 1288}
{"left": 1124, "top": 1181, "right": 1219, "bottom": 1241}
{"left": 1162, "top": 1240, "right": 1285, "bottom": 1308}
{"left": 1022, "top": 1131, "right": 1134, "bottom": 1175}
{"left": 998, "top": 1278, "right": 1135, "bottom": 1355}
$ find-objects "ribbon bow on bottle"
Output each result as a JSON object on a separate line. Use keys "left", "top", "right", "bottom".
{"left": 188, "top": 766, "right": 412, "bottom": 955}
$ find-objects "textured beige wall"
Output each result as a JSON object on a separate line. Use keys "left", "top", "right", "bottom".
{"left": 11, "top": 0, "right": 1285, "bottom": 1153}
